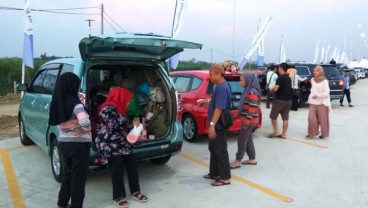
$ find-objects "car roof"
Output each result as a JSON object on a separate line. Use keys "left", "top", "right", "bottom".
{"left": 169, "top": 70, "right": 242, "bottom": 78}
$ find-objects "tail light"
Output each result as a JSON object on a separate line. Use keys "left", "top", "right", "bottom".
{"left": 338, "top": 80, "right": 343, "bottom": 86}
{"left": 175, "top": 91, "right": 182, "bottom": 121}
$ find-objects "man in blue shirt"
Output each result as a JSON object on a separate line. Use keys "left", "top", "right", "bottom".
{"left": 340, "top": 70, "right": 353, "bottom": 107}
{"left": 203, "top": 64, "right": 231, "bottom": 186}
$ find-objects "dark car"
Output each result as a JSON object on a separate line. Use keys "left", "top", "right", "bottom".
{"left": 257, "top": 69, "right": 268, "bottom": 96}
{"left": 170, "top": 70, "right": 262, "bottom": 142}
{"left": 294, "top": 63, "right": 343, "bottom": 106}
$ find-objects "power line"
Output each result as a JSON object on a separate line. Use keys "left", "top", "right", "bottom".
{"left": 104, "top": 11, "right": 126, "bottom": 32}
{"left": 103, "top": 17, "right": 119, "bottom": 33}
{"left": 0, "top": 5, "right": 99, "bottom": 15}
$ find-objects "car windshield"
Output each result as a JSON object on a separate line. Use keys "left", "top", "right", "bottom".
{"left": 295, "top": 66, "right": 311, "bottom": 77}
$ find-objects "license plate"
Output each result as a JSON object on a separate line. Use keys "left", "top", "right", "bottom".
{"left": 161, "top": 144, "right": 169, "bottom": 149}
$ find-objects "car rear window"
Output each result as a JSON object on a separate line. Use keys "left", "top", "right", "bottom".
{"left": 295, "top": 66, "right": 311, "bottom": 76}
{"left": 323, "top": 66, "right": 340, "bottom": 77}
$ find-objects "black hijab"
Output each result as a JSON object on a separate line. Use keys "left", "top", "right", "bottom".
{"left": 49, "top": 72, "right": 82, "bottom": 125}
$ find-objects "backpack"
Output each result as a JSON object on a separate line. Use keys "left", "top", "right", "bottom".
{"left": 146, "top": 105, "right": 169, "bottom": 137}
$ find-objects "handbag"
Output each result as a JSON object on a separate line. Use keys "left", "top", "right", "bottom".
{"left": 218, "top": 87, "right": 234, "bottom": 129}
{"left": 292, "top": 88, "right": 299, "bottom": 97}
{"left": 219, "top": 109, "right": 234, "bottom": 129}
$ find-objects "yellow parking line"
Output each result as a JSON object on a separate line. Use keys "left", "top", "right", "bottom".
{"left": 179, "top": 153, "right": 293, "bottom": 202}
{"left": 286, "top": 137, "right": 328, "bottom": 148}
{"left": 256, "top": 131, "right": 328, "bottom": 148}
{"left": 0, "top": 150, "right": 26, "bottom": 208}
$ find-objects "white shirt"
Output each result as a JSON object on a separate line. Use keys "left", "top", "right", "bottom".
{"left": 266, "top": 71, "right": 278, "bottom": 89}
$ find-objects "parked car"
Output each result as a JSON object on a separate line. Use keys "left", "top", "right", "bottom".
{"left": 294, "top": 63, "right": 343, "bottom": 106}
{"left": 257, "top": 69, "right": 269, "bottom": 96}
{"left": 355, "top": 68, "right": 366, "bottom": 79}
{"left": 169, "top": 70, "right": 262, "bottom": 142}
{"left": 256, "top": 67, "right": 267, "bottom": 75}
{"left": 17, "top": 33, "right": 202, "bottom": 182}
{"left": 365, "top": 68, "right": 368, "bottom": 78}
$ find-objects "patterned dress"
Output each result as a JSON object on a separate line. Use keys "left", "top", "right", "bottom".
{"left": 95, "top": 105, "right": 134, "bottom": 164}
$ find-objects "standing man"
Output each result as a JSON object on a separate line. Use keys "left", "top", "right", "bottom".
{"left": 340, "top": 70, "right": 353, "bottom": 107}
{"left": 269, "top": 63, "right": 292, "bottom": 139}
{"left": 202, "top": 64, "right": 231, "bottom": 186}
{"left": 266, "top": 65, "right": 278, "bottom": 109}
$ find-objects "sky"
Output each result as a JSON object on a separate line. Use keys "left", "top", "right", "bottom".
{"left": 1, "top": 0, "right": 368, "bottom": 64}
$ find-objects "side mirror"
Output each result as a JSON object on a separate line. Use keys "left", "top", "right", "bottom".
{"left": 17, "top": 83, "right": 28, "bottom": 91}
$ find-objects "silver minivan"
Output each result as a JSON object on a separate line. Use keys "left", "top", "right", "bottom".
{"left": 17, "top": 33, "right": 202, "bottom": 182}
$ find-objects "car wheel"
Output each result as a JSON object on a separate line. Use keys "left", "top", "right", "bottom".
{"left": 19, "top": 117, "right": 34, "bottom": 145}
{"left": 182, "top": 115, "right": 198, "bottom": 142}
{"left": 51, "top": 139, "right": 63, "bottom": 183}
{"left": 150, "top": 156, "right": 171, "bottom": 165}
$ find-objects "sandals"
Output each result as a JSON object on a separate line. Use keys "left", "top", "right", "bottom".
{"left": 113, "top": 197, "right": 129, "bottom": 208}
{"left": 211, "top": 179, "right": 231, "bottom": 186}
{"left": 131, "top": 192, "right": 148, "bottom": 203}
{"left": 203, "top": 173, "right": 220, "bottom": 180}
{"left": 229, "top": 161, "right": 241, "bottom": 169}
{"left": 241, "top": 160, "right": 257, "bottom": 165}
{"left": 268, "top": 133, "right": 281, "bottom": 138}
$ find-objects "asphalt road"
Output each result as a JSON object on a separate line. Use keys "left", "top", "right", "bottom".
{"left": 1, "top": 79, "right": 368, "bottom": 208}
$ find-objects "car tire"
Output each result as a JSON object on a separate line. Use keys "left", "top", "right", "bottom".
{"left": 150, "top": 156, "right": 171, "bottom": 165}
{"left": 182, "top": 115, "right": 198, "bottom": 142}
{"left": 19, "top": 117, "right": 34, "bottom": 145}
{"left": 51, "top": 139, "right": 63, "bottom": 183}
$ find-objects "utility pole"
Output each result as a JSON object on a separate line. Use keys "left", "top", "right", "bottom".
{"left": 101, "top": 4, "right": 104, "bottom": 34}
{"left": 85, "top": 19, "right": 94, "bottom": 37}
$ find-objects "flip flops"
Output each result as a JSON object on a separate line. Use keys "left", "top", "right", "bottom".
{"left": 203, "top": 173, "right": 220, "bottom": 180}
{"left": 211, "top": 179, "right": 231, "bottom": 186}
{"left": 241, "top": 160, "right": 257, "bottom": 165}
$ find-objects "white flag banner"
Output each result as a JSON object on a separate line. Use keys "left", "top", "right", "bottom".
{"left": 324, "top": 44, "right": 331, "bottom": 63}
{"left": 169, "top": 0, "right": 187, "bottom": 70}
{"left": 330, "top": 47, "right": 337, "bottom": 62}
{"left": 23, "top": 0, "right": 34, "bottom": 68}
{"left": 238, "top": 15, "right": 272, "bottom": 69}
{"left": 313, "top": 40, "right": 320, "bottom": 64}
{"left": 335, "top": 48, "right": 341, "bottom": 63}
{"left": 279, "top": 35, "right": 286, "bottom": 63}
{"left": 171, "top": 0, "right": 187, "bottom": 38}
{"left": 257, "top": 17, "right": 265, "bottom": 66}
{"left": 319, "top": 41, "right": 325, "bottom": 64}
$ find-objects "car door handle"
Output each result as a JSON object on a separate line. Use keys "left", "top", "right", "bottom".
{"left": 44, "top": 103, "right": 49, "bottom": 110}
{"left": 31, "top": 100, "right": 35, "bottom": 105}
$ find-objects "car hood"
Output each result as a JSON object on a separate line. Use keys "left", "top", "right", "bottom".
{"left": 78, "top": 33, "right": 202, "bottom": 61}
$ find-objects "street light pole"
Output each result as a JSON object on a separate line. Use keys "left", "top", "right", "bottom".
{"left": 85, "top": 19, "right": 94, "bottom": 37}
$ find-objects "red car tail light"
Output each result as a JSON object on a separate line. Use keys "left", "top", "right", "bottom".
{"left": 338, "top": 80, "right": 343, "bottom": 86}
{"left": 175, "top": 91, "right": 182, "bottom": 121}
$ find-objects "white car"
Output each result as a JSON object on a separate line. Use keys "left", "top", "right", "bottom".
{"left": 354, "top": 68, "right": 365, "bottom": 79}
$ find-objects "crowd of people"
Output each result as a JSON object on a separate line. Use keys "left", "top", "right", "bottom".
{"left": 50, "top": 61, "right": 354, "bottom": 207}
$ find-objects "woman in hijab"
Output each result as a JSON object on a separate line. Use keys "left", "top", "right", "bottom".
{"left": 307, "top": 66, "right": 331, "bottom": 139}
{"left": 49, "top": 72, "right": 92, "bottom": 208}
{"left": 95, "top": 87, "right": 148, "bottom": 208}
{"left": 229, "top": 73, "right": 261, "bottom": 169}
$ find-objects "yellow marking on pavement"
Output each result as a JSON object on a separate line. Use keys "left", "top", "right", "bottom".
{"left": 0, "top": 150, "right": 26, "bottom": 208}
{"left": 256, "top": 131, "right": 328, "bottom": 148}
{"left": 179, "top": 153, "right": 293, "bottom": 202}
{"left": 286, "top": 137, "right": 328, "bottom": 148}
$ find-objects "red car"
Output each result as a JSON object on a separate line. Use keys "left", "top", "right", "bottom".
{"left": 170, "top": 70, "right": 262, "bottom": 142}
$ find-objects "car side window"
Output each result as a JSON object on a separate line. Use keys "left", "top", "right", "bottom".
{"left": 174, "top": 76, "right": 191, "bottom": 92}
{"left": 190, "top": 77, "right": 202, "bottom": 91}
{"left": 60, "top": 64, "right": 74, "bottom": 74}
{"left": 30, "top": 70, "right": 47, "bottom": 93}
{"left": 43, "top": 69, "right": 59, "bottom": 95}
